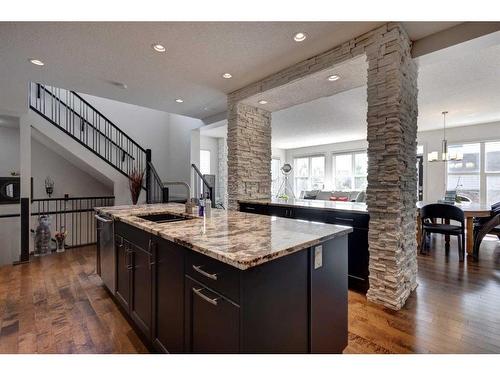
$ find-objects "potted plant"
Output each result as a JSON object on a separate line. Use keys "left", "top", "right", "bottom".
{"left": 128, "top": 167, "right": 145, "bottom": 205}
{"left": 55, "top": 227, "right": 67, "bottom": 253}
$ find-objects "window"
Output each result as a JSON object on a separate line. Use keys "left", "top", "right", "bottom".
{"left": 332, "top": 152, "right": 367, "bottom": 191}
{"left": 485, "top": 141, "right": 500, "bottom": 204}
{"left": 417, "top": 144, "right": 424, "bottom": 155}
{"left": 200, "top": 150, "right": 211, "bottom": 175}
{"left": 446, "top": 141, "right": 500, "bottom": 205}
{"left": 447, "top": 143, "right": 480, "bottom": 203}
{"left": 271, "top": 158, "right": 281, "bottom": 196}
{"left": 293, "top": 156, "right": 325, "bottom": 196}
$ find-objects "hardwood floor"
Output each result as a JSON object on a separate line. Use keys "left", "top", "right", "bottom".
{"left": 0, "top": 246, "right": 147, "bottom": 353}
{"left": 0, "top": 236, "right": 499, "bottom": 354}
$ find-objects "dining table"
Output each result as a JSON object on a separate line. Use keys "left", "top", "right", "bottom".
{"left": 416, "top": 201, "right": 492, "bottom": 255}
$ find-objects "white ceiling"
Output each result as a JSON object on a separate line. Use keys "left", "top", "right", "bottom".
{"left": 0, "top": 22, "right": 460, "bottom": 119}
{"left": 242, "top": 55, "right": 367, "bottom": 112}
{"left": 201, "top": 30, "right": 500, "bottom": 149}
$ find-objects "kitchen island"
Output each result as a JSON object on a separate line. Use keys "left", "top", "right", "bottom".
{"left": 239, "top": 198, "right": 370, "bottom": 291}
{"left": 95, "top": 203, "right": 352, "bottom": 354}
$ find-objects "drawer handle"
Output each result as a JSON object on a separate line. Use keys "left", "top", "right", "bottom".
{"left": 193, "top": 287, "right": 219, "bottom": 306}
{"left": 335, "top": 217, "right": 354, "bottom": 222}
{"left": 192, "top": 265, "right": 218, "bottom": 280}
{"left": 245, "top": 206, "right": 256, "bottom": 211}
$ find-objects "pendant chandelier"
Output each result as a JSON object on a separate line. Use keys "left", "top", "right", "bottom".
{"left": 427, "top": 111, "right": 463, "bottom": 162}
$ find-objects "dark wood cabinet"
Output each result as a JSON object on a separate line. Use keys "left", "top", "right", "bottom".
{"left": 184, "top": 276, "right": 240, "bottom": 353}
{"left": 114, "top": 222, "right": 153, "bottom": 341}
{"left": 239, "top": 202, "right": 370, "bottom": 291}
{"left": 112, "top": 220, "right": 348, "bottom": 353}
{"left": 115, "top": 235, "right": 131, "bottom": 311}
{"left": 151, "top": 236, "right": 185, "bottom": 353}
{"left": 129, "top": 242, "right": 153, "bottom": 340}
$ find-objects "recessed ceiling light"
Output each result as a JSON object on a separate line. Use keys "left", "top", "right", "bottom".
{"left": 175, "top": 98, "right": 184, "bottom": 103}
{"left": 327, "top": 75, "right": 340, "bottom": 81}
{"left": 293, "top": 32, "right": 307, "bottom": 42}
{"left": 222, "top": 73, "right": 232, "bottom": 79}
{"left": 258, "top": 100, "right": 268, "bottom": 105}
{"left": 110, "top": 81, "right": 128, "bottom": 89}
{"left": 152, "top": 43, "right": 166, "bottom": 53}
{"left": 29, "top": 58, "right": 44, "bottom": 66}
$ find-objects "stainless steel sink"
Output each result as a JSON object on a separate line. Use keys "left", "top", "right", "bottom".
{"left": 137, "top": 213, "right": 191, "bottom": 224}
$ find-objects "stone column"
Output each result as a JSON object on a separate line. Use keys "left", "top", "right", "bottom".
{"left": 227, "top": 101, "right": 272, "bottom": 210}
{"left": 365, "top": 24, "right": 419, "bottom": 310}
{"left": 217, "top": 137, "right": 228, "bottom": 208}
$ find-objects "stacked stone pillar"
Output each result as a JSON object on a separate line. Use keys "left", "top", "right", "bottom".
{"left": 365, "top": 25, "right": 418, "bottom": 309}
{"left": 227, "top": 102, "right": 272, "bottom": 211}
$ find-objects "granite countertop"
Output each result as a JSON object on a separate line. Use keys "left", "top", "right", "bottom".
{"left": 95, "top": 203, "right": 352, "bottom": 270}
{"left": 239, "top": 198, "right": 368, "bottom": 214}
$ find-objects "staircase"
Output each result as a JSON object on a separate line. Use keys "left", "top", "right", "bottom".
{"left": 28, "top": 82, "right": 164, "bottom": 203}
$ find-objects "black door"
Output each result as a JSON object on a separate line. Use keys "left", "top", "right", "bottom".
{"left": 115, "top": 236, "right": 131, "bottom": 311}
{"left": 130, "top": 243, "right": 153, "bottom": 340}
{"left": 185, "top": 277, "right": 240, "bottom": 353}
{"left": 151, "top": 237, "right": 185, "bottom": 353}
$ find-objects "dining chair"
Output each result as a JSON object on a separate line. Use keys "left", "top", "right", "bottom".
{"left": 473, "top": 201, "right": 500, "bottom": 260}
{"left": 420, "top": 203, "right": 466, "bottom": 262}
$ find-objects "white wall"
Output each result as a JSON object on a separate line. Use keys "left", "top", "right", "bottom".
{"left": 80, "top": 93, "right": 171, "bottom": 180}
{"left": 272, "top": 147, "right": 286, "bottom": 163}
{"left": 55, "top": 93, "right": 203, "bottom": 200}
{"left": 31, "top": 138, "right": 112, "bottom": 198}
{"left": 0, "top": 124, "right": 21, "bottom": 265}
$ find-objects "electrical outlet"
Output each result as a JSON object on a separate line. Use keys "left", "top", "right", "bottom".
{"left": 314, "top": 245, "right": 323, "bottom": 269}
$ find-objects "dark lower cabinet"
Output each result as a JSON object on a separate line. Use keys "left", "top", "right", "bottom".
{"left": 129, "top": 243, "right": 153, "bottom": 340}
{"left": 184, "top": 276, "right": 240, "bottom": 353}
{"left": 151, "top": 237, "right": 185, "bottom": 353}
{"left": 114, "top": 223, "right": 153, "bottom": 342}
{"left": 346, "top": 229, "right": 369, "bottom": 289}
{"left": 240, "top": 202, "right": 370, "bottom": 291}
{"left": 115, "top": 235, "right": 131, "bottom": 311}
{"left": 112, "top": 220, "right": 348, "bottom": 353}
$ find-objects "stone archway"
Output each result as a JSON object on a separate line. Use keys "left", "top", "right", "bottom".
{"left": 227, "top": 23, "right": 418, "bottom": 310}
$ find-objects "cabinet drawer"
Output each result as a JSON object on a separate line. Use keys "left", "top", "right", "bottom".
{"left": 323, "top": 211, "right": 369, "bottom": 229}
{"left": 239, "top": 203, "right": 269, "bottom": 215}
{"left": 115, "top": 221, "right": 151, "bottom": 252}
{"left": 186, "top": 250, "right": 240, "bottom": 303}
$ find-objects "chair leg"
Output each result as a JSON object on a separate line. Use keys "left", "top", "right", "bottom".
{"left": 462, "top": 231, "right": 466, "bottom": 260}
{"left": 420, "top": 229, "right": 427, "bottom": 254}
{"left": 458, "top": 234, "right": 464, "bottom": 262}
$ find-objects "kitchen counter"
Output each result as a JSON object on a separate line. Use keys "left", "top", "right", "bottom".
{"left": 239, "top": 198, "right": 368, "bottom": 214}
{"left": 239, "top": 198, "right": 370, "bottom": 291}
{"left": 96, "top": 203, "right": 352, "bottom": 270}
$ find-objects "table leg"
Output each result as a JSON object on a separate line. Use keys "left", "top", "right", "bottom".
{"left": 466, "top": 217, "right": 474, "bottom": 255}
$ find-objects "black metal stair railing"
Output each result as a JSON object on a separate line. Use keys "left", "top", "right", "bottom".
{"left": 31, "top": 195, "right": 115, "bottom": 248}
{"left": 146, "top": 161, "right": 168, "bottom": 204}
{"left": 28, "top": 82, "right": 147, "bottom": 184}
{"left": 191, "top": 163, "right": 215, "bottom": 208}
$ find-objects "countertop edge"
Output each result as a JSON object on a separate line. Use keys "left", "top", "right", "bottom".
{"left": 97, "top": 207, "right": 353, "bottom": 270}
